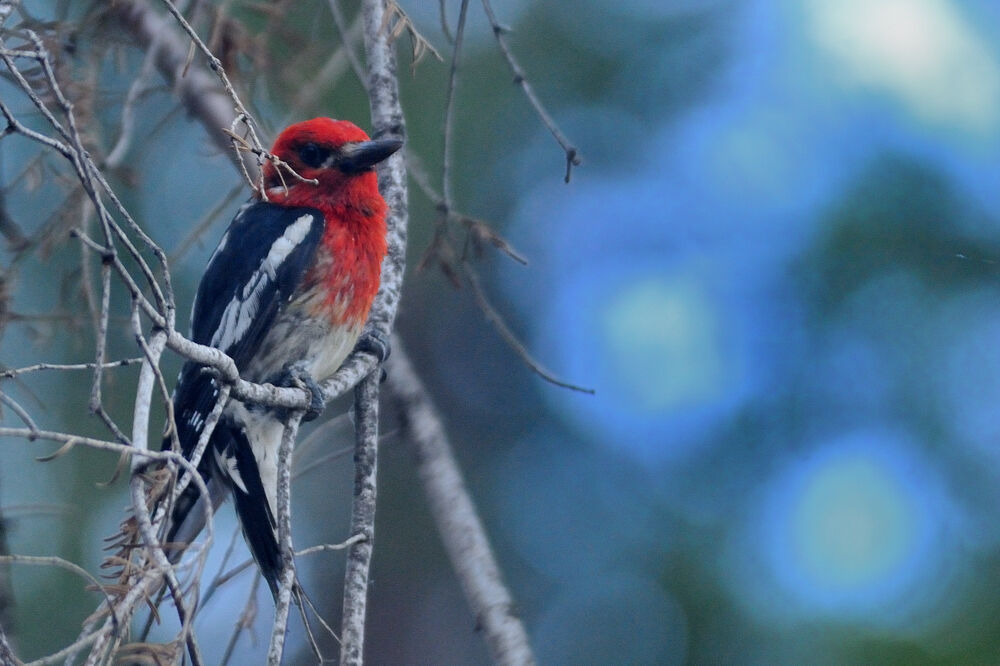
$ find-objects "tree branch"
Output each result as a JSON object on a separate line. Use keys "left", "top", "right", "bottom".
{"left": 334, "top": 3, "right": 413, "bottom": 662}
{"left": 267, "top": 412, "right": 304, "bottom": 666}
{"left": 385, "top": 338, "right": 536, "bottom": 666}
{"left": 339, "top": 371, "right": 380, "bottom": 666}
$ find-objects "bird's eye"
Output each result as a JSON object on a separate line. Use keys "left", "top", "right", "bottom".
{"left": 297, "top": 142, "right": 327, "bottom": 168}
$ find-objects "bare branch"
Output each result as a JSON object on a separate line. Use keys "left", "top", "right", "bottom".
{"left": 461, "top": 261, "right": 594, "bottom": 394}
{"left": 128, "top": 476, "right": 204, "bottom": 666}
{"left": 297, "top": 532, "right": 366, "bottom": 557}
{"left": 110, "top": 0, "right": 249, "bottom": 174}
{"left": 129, "top": 317, "right": 167, "bottom": 459}
{"left": 1, "top": 0, "right": 547, "bottom": 663}
{"left": 220, "top": 574, "right": 262, "bottom": 666}
{"left": 385, "top": 338, "right": 536, "bottom": 665}
{"left": 0, "top": 554, "right": 115, "bottom": 614}
{"left": 329, "top": 2, "right": 414, "bottom": 661}
{"left": 339, "top": 371, "right": 380, "bottom": 666}
{"left": 327, "top": 0, "right": 366, "bottom": 83}
{"left": 360, "top": 0, "right": 409, "bottom": 338}
{"left": 155, "top": 0, "right": 269, "bottom": 185}
{"left": 0, "top": 389, "right": 39, "bottom": 434}
{"left": 480, "top": 0, "right": 581, "bottom": 182}
{"left": 267, "top": 411, "right": 303, "bottom": 666}
{"left": 441, "top": 0, "right": 470, "bottom": 214}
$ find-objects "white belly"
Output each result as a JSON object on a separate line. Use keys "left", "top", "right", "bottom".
{"left": 226, "top": 311, "right": 364, "bottom": 519}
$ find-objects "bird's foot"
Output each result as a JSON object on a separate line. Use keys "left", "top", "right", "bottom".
{"left": 271, "top": 365, "right": 325, "bottom": 422}
{"left": 354, "top": 328, "right": 391, "bottom": 363}
{"left": 355, "top": 329, "right": 390, "bottom": 382}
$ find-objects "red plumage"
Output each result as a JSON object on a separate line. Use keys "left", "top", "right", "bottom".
{"left": 263, "top": 118, "right": 389, "bottom": 326}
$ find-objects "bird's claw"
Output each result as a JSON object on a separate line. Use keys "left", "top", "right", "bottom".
{"left": 272, "top": 365, "right": 325, "bottom": 422}
{"left": 355, "top": 329, "right": 391, "bottom": 363}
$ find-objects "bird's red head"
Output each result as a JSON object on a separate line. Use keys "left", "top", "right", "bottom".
{"left": 261, "top": 118, "right": 399, "bottom": 325}
{"left": 262, "top": 117, "right": 402, "bottom": 214}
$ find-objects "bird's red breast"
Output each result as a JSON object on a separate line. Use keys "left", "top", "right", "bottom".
{"left": 262, "top": 118, "right": 390, "bottom": 326}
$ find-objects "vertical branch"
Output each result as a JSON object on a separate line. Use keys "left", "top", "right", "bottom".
{"left": 267, "top": 412, "right": 303, "bottom": 666}
{"left": 440, "top": 0, "right": 469, "bottom": 213}
{"left": 130, "top": 318, "right": 167, "bottom": 461}
{"left": 334, "top": 3, "right": 413, "bottom": 662}
{"left": 89, "top": 261, "right": 112, "bottom": 413}
{"left": 327, "top": 0, "right": 367, "bottom": 83}
{"left": 339, "top": 372, "right": 380, "bottom": 666}
{"left": 128, "top": 477, "right": 204, "bottom": 666}
{"left": 385, "top": 339, "right": 536, "bottom": 665}
{"left": 0, "top": 475, "right": 13, "bottom": 663}
{"left": 111, "top": 0, "right": 249, "bottom": 175}
{"left": 0, "top": 624, "right": 13, "bottom": 666}
{"left": 360, "top": 0, "right": 408, "bottom": 338}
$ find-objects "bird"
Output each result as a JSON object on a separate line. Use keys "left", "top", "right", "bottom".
{"left": 161, "top": 117, "right": 401, "bottom": 597}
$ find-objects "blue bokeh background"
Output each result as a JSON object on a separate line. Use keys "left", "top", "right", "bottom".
{"left": 4, "top": 0, "right": 1000, "bottom": 663}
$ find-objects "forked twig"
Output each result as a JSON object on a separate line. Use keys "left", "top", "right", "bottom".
{"left": 481, "top": 0, "right": 581, "bottom": 182}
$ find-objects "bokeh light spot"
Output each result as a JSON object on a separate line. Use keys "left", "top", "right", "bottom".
{"left": 802, "top": 0, "right": 1000, "bottom": 134}
{"left": 726, "top": 430, "right": 962, "bottom": 631}
{"left": 793, "top": 457, "right": 911, "bottom": 590}
{"left": 601, "top": 275, "right": 725, "bottom": 411}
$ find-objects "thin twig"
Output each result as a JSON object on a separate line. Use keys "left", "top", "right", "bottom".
{"left": 0, "top": 358, "right": 142, "bottom": 379}
{"left": 0, "top": 389, "right": 39, "bottom": 434}
{"left": 461, "top": 260, "right": 594, "bottom": 393}
{"left": 441, "top": 0, "right": 469, "bottom": 214}
{"left": 157, "top": 0, "right": 270, "bottom": 187}
{"left": 327, "top": 0, "right": 366, "bottom": 83}
{"left": 170, "top": 382, "right": 228, "bottom": 502}
{"left": 106, "top": 23, "right": 165, "bottom": 169}
{"left": 297, "top": 533, "right": 366, "bottom": 558}
{"left": 22, "top": 629, "right": 103, "bottom": 666}
{"left": 480, "top": 0, "right": 581, "bottom": 182}
{"left": 198, "top": 525, "right": 248, "bottom": 607}
{"left": 128, "top": 478, "right": 204, "bottom": 666}
{"left": 111, "top": 0, "right": 252, "bottom": 175}
{"left": 220, "top": 573, "right": 262, "bottom": 666}
{"left": 0, "top": 554, "right": 115, "bottom": 614}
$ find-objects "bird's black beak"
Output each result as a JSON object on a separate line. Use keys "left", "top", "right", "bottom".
{"left": 340, "top": 137, "right": 404, "bottom": 173}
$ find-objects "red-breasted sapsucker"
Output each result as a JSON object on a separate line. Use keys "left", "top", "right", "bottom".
{"left": 164, "top": 118, "right": 401, "bottom": 596}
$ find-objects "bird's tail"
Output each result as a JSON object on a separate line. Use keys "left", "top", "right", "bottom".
{"left": 221, "top": 425, "right": 285, "bottom": 597}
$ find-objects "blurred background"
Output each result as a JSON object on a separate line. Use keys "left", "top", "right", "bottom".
{"left": 3, "top": 0, "right": 1000, "bottom": 663}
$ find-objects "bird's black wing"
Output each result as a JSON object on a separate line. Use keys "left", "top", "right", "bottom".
{"left": 190, "top": 201, "right": 325, "bottom": 368}
{"left": 163, "top": 202, "right": 324, "bottom": 557}
{"left": 170, "top": 201, "right": 324, "bottom": 455}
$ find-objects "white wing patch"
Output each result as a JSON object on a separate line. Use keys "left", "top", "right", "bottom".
{"left": 214, "top": 446, "right": 249, "bottom": 494}
{"left": 186, "top": 409, "right": 205, "bottom": 433}
{"left": 209, "top": 214, "right": 315, "bottom": 351}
